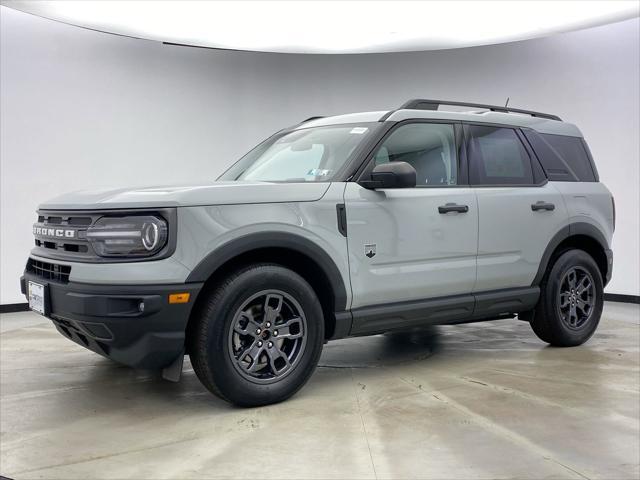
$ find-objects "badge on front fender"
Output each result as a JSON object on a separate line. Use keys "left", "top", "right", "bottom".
{"left": 364, "top": 243, "right": 376, "bottom": 259}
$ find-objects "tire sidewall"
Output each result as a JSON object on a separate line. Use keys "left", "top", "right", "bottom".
{"left": 543, "top": 249, "right": 604, "bottom": 345}
{"left": 202, "top": 265, "right": 323, "bottom": 406}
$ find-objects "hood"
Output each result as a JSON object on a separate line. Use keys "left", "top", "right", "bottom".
{"left": 39, "top": 181, "right": 331, "bottom": 210}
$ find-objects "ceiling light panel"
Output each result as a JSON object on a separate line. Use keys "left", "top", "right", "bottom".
{"left": 3, "top": 0, "right": 639, "bottom": 53}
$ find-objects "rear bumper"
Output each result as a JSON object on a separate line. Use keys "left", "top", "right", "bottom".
{"left": 21, "top": 273, "right": 203, "bottom": 369}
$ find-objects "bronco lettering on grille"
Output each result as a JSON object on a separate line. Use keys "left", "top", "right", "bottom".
{"left": 33, "top": 226, "right": 76, "bottom": 238}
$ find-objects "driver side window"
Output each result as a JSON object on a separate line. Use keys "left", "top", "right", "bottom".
{"left": 373, "top": 123, "right": 458, "bottom": 186}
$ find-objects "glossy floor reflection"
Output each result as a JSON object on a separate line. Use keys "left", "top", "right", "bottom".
{"left": 1, "top": 302, "right": 638, "bottom": 479}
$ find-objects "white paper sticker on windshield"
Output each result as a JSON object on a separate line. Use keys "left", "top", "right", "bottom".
{"left": 307, "top": 169, "right": 331, "bottom": 177}
{"left": 350, "top": 127, "right": 368, "bottom": 134}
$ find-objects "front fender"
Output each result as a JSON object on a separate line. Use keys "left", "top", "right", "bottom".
{"left": 185, "top": 230, "right": 348, "bottom": 311}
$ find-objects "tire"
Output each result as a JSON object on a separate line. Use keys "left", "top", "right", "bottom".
{"left": 188, "top": 264, "right": 324, "bottom": 407}
{"left": 530, "top": 249, "right": 603, "bottom": 347}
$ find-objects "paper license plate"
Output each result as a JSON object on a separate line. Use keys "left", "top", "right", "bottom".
{"left": 28, "top": 281, "right": 46, "bottom": 315}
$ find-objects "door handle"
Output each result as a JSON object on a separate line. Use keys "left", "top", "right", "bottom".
{"left": 438, "top": 203, "right": 469, "bottom": 214}
{"left": 531, "top": 201, "right": 555, "bottom": 211}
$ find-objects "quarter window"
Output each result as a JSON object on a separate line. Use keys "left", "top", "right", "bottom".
{"left": 522, "top": 131, "right": 597, "bottom": 182}
{"left": 468, "top": 126, "right": 534, "bottom": 185}
{"left": 372, "top": 123, "right": 457, "bottom": 186}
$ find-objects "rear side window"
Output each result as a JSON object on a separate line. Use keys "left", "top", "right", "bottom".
{"left": 467, "top": 125, "right": 534, "bottom": 185}
{"left": 522, "top": 131, "right": 597, "bottom": 182}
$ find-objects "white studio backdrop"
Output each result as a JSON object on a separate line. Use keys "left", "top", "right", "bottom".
{"left": 1, "top": 7, "right": 638, "bottom": 303}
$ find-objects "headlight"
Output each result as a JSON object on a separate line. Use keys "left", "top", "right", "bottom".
{"left": 86, "top": 215, "right": 168, "bottom": 257}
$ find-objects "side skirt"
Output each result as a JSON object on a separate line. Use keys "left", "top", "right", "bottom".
{"left": 347, "top": 287, "right": 540, "bottom": 337}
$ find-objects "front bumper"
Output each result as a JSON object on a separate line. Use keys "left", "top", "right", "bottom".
{"left": 21, "top": 273, "right": 203, "bottom": 369}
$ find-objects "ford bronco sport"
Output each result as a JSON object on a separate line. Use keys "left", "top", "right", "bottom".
{"left": 21, "top": 99, "right": 614, "bottom": 407}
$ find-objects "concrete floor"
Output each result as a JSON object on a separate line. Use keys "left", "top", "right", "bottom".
{"left": 1, "top": 303, "right": 638, "bottom": 480}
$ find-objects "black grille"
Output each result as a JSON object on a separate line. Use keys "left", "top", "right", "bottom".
{"left": 39, "top": 214, "right": 93, "bottom": 226}
{"left": 35, "top": 238, "right": 88, "bottom": 253}
{"left": 33, "top": 210, "right": 100, "bottom": 261}
{"left": 27, "top": 259, "right": 71, "bottom": 283}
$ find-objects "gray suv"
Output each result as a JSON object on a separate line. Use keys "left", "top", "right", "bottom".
{"left": 21, "top": 99, "right": 614, "bottom": 407}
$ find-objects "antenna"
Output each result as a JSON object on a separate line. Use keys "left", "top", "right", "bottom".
{"left": 504, "top": 97, "right": 510, "bottom": 108}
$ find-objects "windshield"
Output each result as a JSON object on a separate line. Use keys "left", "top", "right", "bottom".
{"left": 219, "top": 123, "right": 379, "bottom": 182}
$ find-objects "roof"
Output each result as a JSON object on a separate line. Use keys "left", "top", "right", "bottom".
{"left": 296, "top": 101, "right": 582, "bottom": 137}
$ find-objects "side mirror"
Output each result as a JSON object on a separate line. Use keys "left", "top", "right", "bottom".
{"left": 359, "top": 161, "right": 417, "bottom": 189}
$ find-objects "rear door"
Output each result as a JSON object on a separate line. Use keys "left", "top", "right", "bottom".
{"left": 467, "top": 124, "right": 568, "bottom": 292}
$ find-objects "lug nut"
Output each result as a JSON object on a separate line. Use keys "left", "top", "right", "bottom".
{"left": 268, "top": 342, "right": 273, "bottom": 348}
{"left": 265, "top": 322, "right": 271, "bottom": 328}
{"left": 273, "top": 330, "right": 278, "bottom": 336}
{"left": 257, "top": 341, "right": 263, "bottom": 347}
{"left": 256, "top": 328, "right": 261, "bottom": 334}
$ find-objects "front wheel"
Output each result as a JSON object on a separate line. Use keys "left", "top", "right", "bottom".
{"left": 188, "top": 264, "right": 324, "bottom": 407}
{"left": 530, "top": 249, "right": 604, "bottom": 347}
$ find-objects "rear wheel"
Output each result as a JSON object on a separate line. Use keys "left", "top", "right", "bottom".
{"left": 188, "top": 264, "right": 324, "bottom": 407}
{"left": 530, "top": 249, "right": 603, "bottom": 347}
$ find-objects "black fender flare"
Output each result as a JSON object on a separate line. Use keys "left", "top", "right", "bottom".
{"left": 531, "top": 222, "right": 610, "bottom": 286}
{"left": 185, "top": 231, "right": 348, "bottom": 311}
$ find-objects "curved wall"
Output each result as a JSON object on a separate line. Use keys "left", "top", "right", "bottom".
{"left": 1, "top": 7, "right": 638, "bottom": 302}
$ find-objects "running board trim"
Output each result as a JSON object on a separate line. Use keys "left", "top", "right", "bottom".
{"left": 349, "top": 287, "right": 539, "bottom": 336}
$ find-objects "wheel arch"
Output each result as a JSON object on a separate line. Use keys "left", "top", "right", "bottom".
{"left": 185, "top": 232, "right": 349, "bottom": 341}
{"left": 532, "top": 222, "right": 610, "bottom": 287}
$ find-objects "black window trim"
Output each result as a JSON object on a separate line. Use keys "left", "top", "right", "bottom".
{"left": 580, "top": 137, "right": 599, "bottom": 182}
{"left": 353, "top": 119, "right": 469, "bottom": 188}
{"left": 516, "top": 129, "right": 548, "bottom": 185}
{"left": 463, "top": 123, "right": 548, "bottom": 188}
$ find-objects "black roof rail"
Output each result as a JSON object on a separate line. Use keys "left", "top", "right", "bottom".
{"left": 300, "top": 116, "right": 324, "bottom": 124}
{"left": 398, "top": 99, "right": 561, "bottom": 121}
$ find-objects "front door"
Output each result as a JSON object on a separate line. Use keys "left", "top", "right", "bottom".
{"left": 344, "top": 122, "right": 478, "bottom": 310}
